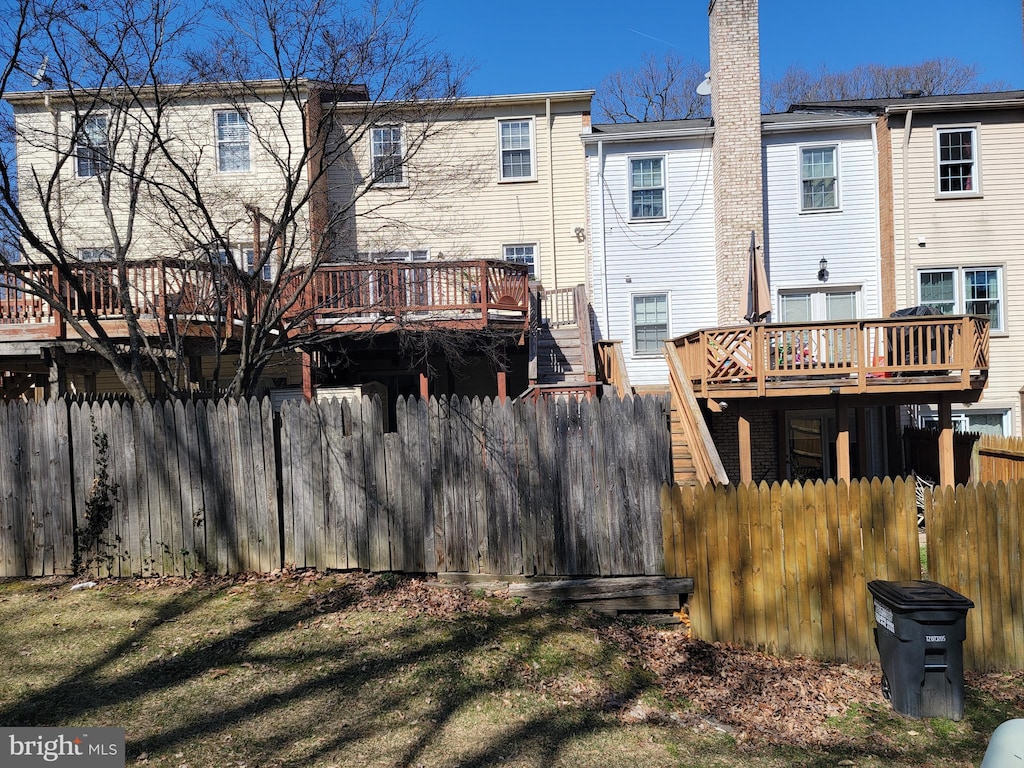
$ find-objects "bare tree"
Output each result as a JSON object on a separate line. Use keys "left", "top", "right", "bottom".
{"left": 1, "top": 0, "right": 483, "bottom": 402}
{"left": 762, "top": 58, "right": 1009, "bottom": 113}
{"left": 594, "top": 53, "right": 709, "bottom": 123}
{"left": 596, "top": 54, "right": 1008, "bottom": 123}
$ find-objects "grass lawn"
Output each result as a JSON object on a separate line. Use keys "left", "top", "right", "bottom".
{"left": 0, "top": 571, "right": 1020, "bottom": 768}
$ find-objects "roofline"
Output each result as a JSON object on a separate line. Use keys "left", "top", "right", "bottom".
{"left": 884, "top": 98, "right": 1024, "bottom": 114}
{"left": 4, "top": 78, "right": 332, "bottom": 106}
{"left": 581, "top": 113, "right": 875, "bottom": 144}
{"left": 763, "top": 114, "right": 878, "bottom": 132}
{"left": 327, "top": 89, "right": 595, "bottom": 110}
{"left": 581, "top": 123, "right": 712, "bottom": 143}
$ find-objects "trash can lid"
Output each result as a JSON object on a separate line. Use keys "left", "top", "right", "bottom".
{"left": 867, "top": 580, "right": 974, "bottom": 612}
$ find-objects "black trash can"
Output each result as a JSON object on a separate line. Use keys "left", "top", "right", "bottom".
{"left": 868, "top": 579, "right": 974, "bottom": 720}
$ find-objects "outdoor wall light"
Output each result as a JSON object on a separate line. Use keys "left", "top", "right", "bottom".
{"left": 818, "top": 257, "right": 829, "bottom": 282}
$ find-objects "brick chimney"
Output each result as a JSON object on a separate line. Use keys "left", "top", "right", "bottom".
{"left": 708, "top": 0, "right": 764, "bottom": 325}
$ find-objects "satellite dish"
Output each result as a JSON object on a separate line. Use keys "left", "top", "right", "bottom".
{"left": 695, "top": 70, "right": 712, "bottom": 97}
{"left": 30, "top": 55, "right": 49, "bottom": 87}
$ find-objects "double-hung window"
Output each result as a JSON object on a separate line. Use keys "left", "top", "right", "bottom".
{"left": 498, "top": 119, "right": 533, "bottom": 180}
{"left": 216, "top": 110, "right": 251, "bottom": 173}
{"left": 632, "top": 293, "right": 669, "bottom": 355}
{"left": 918, "top": 266, "right": 1003, "bottom": 331}
{"left": 246, "top": 249, "right": 272, "bottom": 281}
{"left": 629, "top": 157, "right": 665, "bottom": 219}
{"left": 371, "top": 125, "right": 404, "bottom": 185}
{"left": 77, "top": 247, "right": 113, "bottom": 262}
{"left": 502, "top": 244, "right": 536, "bottom": 278}
{"left": 76, "top": 115, "right": 109, "bottom": 178}
{"left": 800, "top": 145, "right": 838, "bottom": 211}
{"left": 936, "top": 127, "right": 978, "bottom": 195}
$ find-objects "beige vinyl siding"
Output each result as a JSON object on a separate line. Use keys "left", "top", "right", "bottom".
{"left": 338, "top": 96, "right": 590, "bottom": 290}
{"left": 890, "top": 111, "right": 1024, "bottom": 433}
{"left": 13, "top": 94, "right": 311, "bottom": 263}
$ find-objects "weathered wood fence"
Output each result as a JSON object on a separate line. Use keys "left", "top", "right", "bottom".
{"left": 663, "top": 477, "right": 1024, "bottom": 671}
{"left": 0, "top": 395, "right": 671, "bottom": 580}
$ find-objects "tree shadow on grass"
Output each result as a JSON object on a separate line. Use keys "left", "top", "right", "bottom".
{"left": 0, "top": 578, "right": 658, "bottom": 767}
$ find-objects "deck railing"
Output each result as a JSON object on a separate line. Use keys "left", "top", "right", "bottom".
{"left": 291, "top": 259, "right": 528, "bottom": 324}
{"left": 0, "top": 258, "right": 529, "bottom": 337}
{"left": 673, "top": 315, "right": 990, "bottom": 398}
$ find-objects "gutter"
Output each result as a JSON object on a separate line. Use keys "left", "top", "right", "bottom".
{"left": 902, "top": 109, "right": 914, "bottom": 310}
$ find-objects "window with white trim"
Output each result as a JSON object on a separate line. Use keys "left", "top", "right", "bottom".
{"left": 498, "top": 119, "right": 533, "bottom": 180}
{"left": 77, "top": 247, "right": 113, "bottom": 262}
{"left": 246, "top": 249, "right": 273, "bottom": 280}
{"left": 76, "top": 115, "right": 109, "bottom": 177}
{"left": 216, "top": 110, "right": 251, "bottom": 173}
{"left": 918, "top": 266, "right": 1003, "bottom": 331}
{"left": 502, "top": 244, "right": 536, "bottom": 278}
{"left": 922, "top": 408, "right": 1008, "bottom": 436}
{"left": 632, "top": 293, "right": 669, "bottom": 355}
{"left": 936, "top": 127, "right": 978, "bottom": 195}
{"left": 629, "top": 156, "right": 665, "bottom": 219}
{"left": 365, "top": 250, "right": 429, "bottom": 263}
{"left": 800, "top": 145, "right": 838, "bottom": 211}
{"left": 778, "top": 288, "right": 858, "bottom": 322}
{"left": 371, "top": 125, "right": 404, "bottom": 184}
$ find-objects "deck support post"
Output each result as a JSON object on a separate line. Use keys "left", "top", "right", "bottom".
{"left": 419, "top": 369, "right": 429, "bottom": 400}
{"left": 301, "top": 351, "right": 313, "bottom": 402}
{"left": 836, "top": 404, "right": 851, "bottom": 484}
{"left": 938, "top": 396, "right": 955, "bottom": 487}
{"left": 738, "top": 413, "right": 752, "bottom": 485}
{"left": 44, "top": 348, "right": 67, "bottom": 400}
{"left": 856, "top": 406, "right": 869, "bottom": 480}
{"left": 497, "top": 370, "right": 508, "bottom": 402}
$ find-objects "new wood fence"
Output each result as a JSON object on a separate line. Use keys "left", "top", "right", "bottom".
{"left": 0, "top": 395, "right": 671, "bottom": 580}
{"left": 663, "top": 477, "right": 1024, "bottom": 670}
{"left": 976, "top": 433, "right": 1024, "bottom": 483}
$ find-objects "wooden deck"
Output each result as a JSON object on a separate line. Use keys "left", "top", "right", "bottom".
{"left": 672, "top": 315, "right": 989, "bottom": 403}
{"left": 0, "top": 258, "right": 530, "bottom": 343}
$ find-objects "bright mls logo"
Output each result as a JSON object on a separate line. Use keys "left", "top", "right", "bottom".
{"left": 2, "top": 728, "right": 125, "bottom": 767}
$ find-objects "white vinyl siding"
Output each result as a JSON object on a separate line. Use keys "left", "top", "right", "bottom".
{"left": 763, "top": 125, "right": 881, "bottom": 321}
{"left": 498, "top": 118, "right": 534, "bottom": 181}
{"left": 936, "top": 127, "right": 979, "bottom": 196}
{"left": 587, "top": 136, "right": 716, "bottom": 385}
{"left": 800, "top": 145, "right": 838, "bottom": 211}
{"left": 216, "top": 110, "right": 251, "bottom": 173}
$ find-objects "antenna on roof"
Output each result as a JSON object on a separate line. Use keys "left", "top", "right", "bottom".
{"left": 695, "top": 71, "right": 712, "bottom": 97}
{"left": 30, "top": 55, "right": 50, "bottom": 88}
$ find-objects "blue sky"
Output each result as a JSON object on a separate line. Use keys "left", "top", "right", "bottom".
{"left": 417, "top": 0, "right": 1023, "bottom": 96}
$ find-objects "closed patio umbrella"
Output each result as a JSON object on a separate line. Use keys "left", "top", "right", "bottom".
{"left": 744, "top": 230, "right": 771, "bottom": 323}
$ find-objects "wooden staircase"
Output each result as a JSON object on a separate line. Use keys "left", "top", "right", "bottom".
{"left": 525, "top": 285, "right": 600, "bottom": 398}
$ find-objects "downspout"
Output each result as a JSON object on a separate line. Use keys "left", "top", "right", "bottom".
{"left": 546, "top": 98, "right": 557, "bottom": 288}
{"left": 870, "top": 120, "right": 882, "bottom": 316}
{"left": 901, "top": 109, "right": 914, "bottom": 309}
{"left": 598, "top": 139, "right": 610, "bottom": 336}
{"left": 901, "top": 109, "right": 916, "bottom": 427}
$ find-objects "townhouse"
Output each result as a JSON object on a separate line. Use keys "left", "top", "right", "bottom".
{"left": 795, "top": 92, "right": 1024, "bottom": 437}
{"left": 2, "top": 82, "right": 594, "bottom": 404}
{"left": 583, "top": 0, "right": 990, "bottom": 486}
